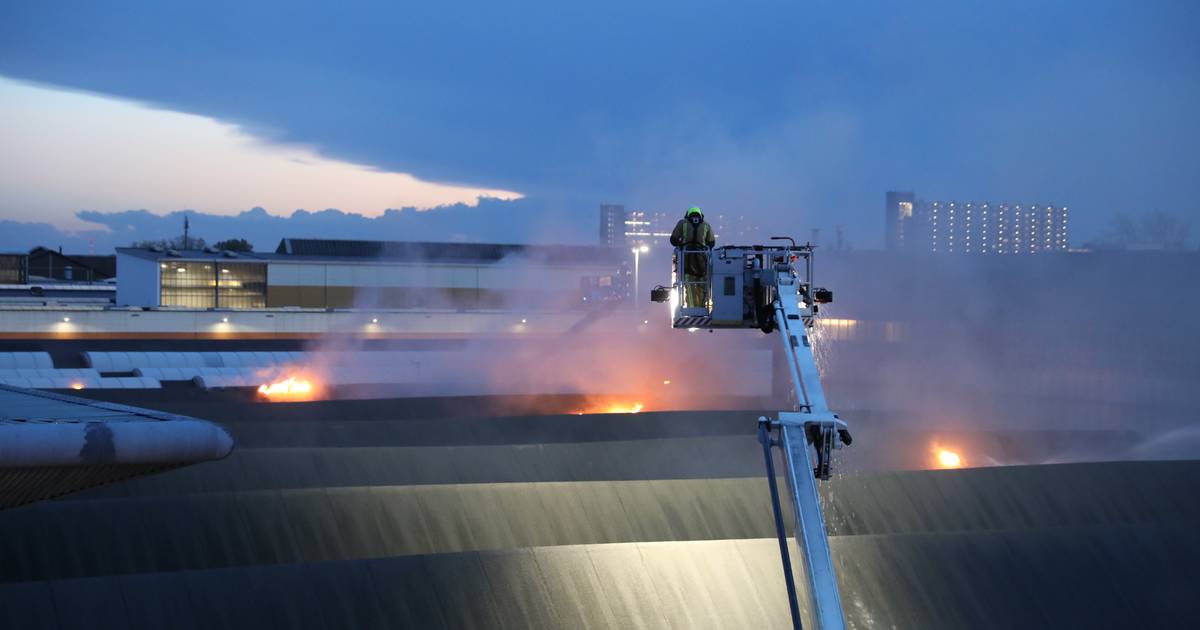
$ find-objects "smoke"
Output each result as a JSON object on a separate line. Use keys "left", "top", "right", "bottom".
{"left": 617, "top": 107, "right": 868, "bottom": 246}
{"left": 814, "top": 250, "right": 1200, "bottom": 469}
{"left": 282, "top": 245, "right": 778, "bottom": 411}
{"left": 264, "top": 244, "right": 1199, "bottom": 471}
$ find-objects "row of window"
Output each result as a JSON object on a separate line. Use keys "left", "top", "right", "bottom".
{"left": 160, "top": 262, "right": 267, "bottom": 308}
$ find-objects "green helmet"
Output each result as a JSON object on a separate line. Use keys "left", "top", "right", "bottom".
{"left": 686, "top": 206, "right": 703, "bottom": 218}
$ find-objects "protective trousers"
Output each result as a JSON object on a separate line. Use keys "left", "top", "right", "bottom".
{"left": 683, "top": 251, "right": 709, "bottom": 307}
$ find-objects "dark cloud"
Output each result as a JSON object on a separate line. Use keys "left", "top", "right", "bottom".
{"left": 0, "top": 198, "right": 591, "bottom": 253}
{"left": 0, "top": 218, "right": 112, "bottom": 254}
{"left": 1, "top": 1, "right": 1198, "bottom": 245}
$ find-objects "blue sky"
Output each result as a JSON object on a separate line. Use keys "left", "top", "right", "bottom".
{"left": 1, "top": 0, "right": 1197, "bottom": 251}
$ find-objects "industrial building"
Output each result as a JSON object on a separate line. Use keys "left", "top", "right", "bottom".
{"left": 116, "top": 238, "right": 626, "bottom": 309}
{"left": 0, "top": 254, "right": 26, "bottom": 285}
{"left": 26, "top": 247, "right": 116, "bottom": 282}
{"left": 0, "top": 248, "right": 116, "bottom": 285}
{"left": 0, "top": 248, "right": 117, "bottom": 306}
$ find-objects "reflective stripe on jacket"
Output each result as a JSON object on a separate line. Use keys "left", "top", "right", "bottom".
{"left": 670, "top": 219, "right": 715, "bottom": 248}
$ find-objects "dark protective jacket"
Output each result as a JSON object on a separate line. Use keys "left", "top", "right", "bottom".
{"left": 670, "top": 219, "right": 716, "bottom": 248}
{"left": 671, "top": 218, "right": 715, "bottom": 276}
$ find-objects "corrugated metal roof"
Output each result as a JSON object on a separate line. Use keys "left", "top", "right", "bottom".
{"left": 118, "top": 239, "right": 624, "bottom": 266}
{"left": 0, "top": 385, "right": 233, "bottom": 509}
{"left": 0, "top": 463, "right": 185, "bottom": 511}
{"left": 1, "top": 387, "right": 1198, "bottom": 629}
{"left": 115, "top": 247, "right": 274, "bottom": 262}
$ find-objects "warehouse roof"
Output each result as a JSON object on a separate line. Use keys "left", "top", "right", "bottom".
{"left": 116, "top": 239, "right": 624, "bottom": 266}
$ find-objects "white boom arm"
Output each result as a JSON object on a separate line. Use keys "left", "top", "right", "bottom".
{"left": 764, "top": 268, "right": 849, "bottom": 630}
{"left": 655, "top": 241, "right": 852, "bottom": 629}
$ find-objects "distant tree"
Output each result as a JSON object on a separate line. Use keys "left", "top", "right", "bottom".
{"left": 213, "top": 238, "right": 254, "bottom": 252}
{"left": 131, "top": 236, "right": 207, "bottom": 250}
{"left": 1099, "top": 211, "right": 1193, "bottom": 251}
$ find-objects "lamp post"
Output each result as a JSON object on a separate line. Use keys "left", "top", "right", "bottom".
{"left": 632, "top": 245, "right": 649, "bottom": 312}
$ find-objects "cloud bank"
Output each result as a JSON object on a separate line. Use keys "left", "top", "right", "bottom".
{"left": 0, "top": 198, "right": 593, "bottom": 254}
{"left": 0, "top": 77, "right": 520, "bottom": 229}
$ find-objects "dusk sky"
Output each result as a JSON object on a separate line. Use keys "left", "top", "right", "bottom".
{"left": 1, "top": 1, "right": 1197, "bottom": 250}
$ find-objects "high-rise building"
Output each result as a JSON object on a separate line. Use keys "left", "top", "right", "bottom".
{"left": 885, "top": 192, "right": 916, "bottom": 251}
{"left": 623, "top": 210, "right": 673, "bottom": 250}
{"left": 906, "top": 200, "right": 1068, "bottom": 254}
{"left": 599, "top": 204, "right": 627, "bottom": 247}
{"left": 604, "top": 204, "right": 757, "bottom": 250}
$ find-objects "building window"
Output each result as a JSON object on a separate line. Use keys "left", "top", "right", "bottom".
{"left": 218, "top": 263, "right": 267, "bottom": 308}
{"left": 161, "top": 261, "right": 266, "bottom": 308}
{"left": 161, "top": 262, "right": 216, "bottom": 307}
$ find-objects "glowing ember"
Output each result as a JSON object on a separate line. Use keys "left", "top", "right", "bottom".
{"left": 933, "top": 445, "right": 964, "bottom": 469}
{"left": 257, "top": 376, "right": 315, "bottom": 401}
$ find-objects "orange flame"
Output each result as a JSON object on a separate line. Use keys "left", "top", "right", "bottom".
{"left": 572, "top": 399, "right": 645, "bottom": 414}
{"left": 257, "top": 376, "right": 317, "bottom": 401}
{"left": 931, "top": 442, "right": 964, "bottom": 469}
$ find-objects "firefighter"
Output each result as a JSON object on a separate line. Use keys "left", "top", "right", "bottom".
{"left": 670, "top": 206, "right": 716, "bottom": 307}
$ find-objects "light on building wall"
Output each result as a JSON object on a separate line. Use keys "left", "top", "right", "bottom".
{"left": 371, "top": 317, "right": 378, "bottom": 324}
{"left": 62, "top": 316, "right": 70, "bottom": 322}
{"left": 221, "top": 317, "right": 229, "bottom": 323}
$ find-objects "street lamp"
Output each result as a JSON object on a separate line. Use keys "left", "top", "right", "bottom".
{"left": 632, "top": 245, "right": 649, "bottom": 312}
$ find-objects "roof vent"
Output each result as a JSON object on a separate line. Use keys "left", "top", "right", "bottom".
{"left": 149, "top": 245, "right": 165, "bottom": 253}
{"left": 222, "top": 250, "right": 239, "bottom": 258}
{"left": 166, "top": 249, "right": 182, "bottom": 257}
{"left": 204, "top": 246, "right": 220, "bottom": 253}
